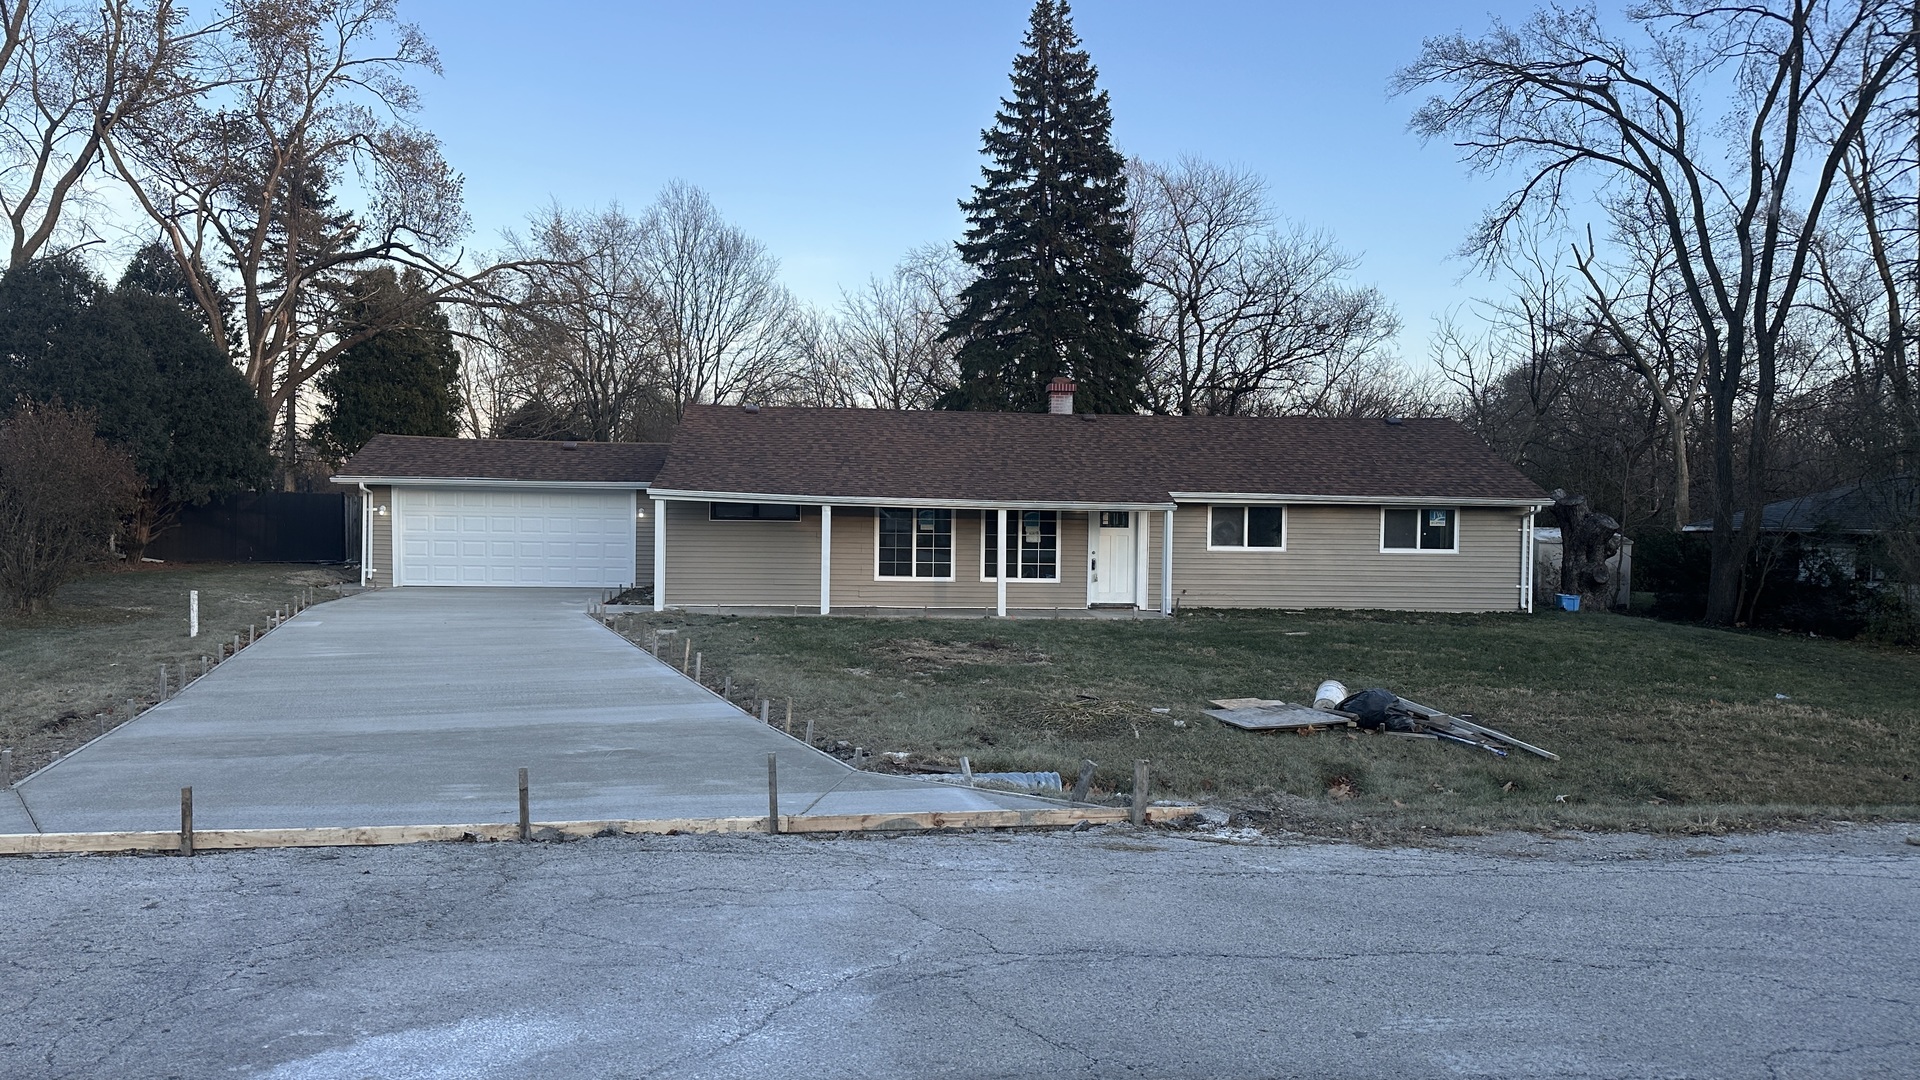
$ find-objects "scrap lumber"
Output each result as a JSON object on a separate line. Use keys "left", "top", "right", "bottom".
{"left": 1208, "top": 697, "right": 1289, "bottom": 710}
{"left": 1206, "top": 702, "right": 1358, "bottom": 732}
{"left": 1395, "top": 698, "right": 1559, "bottom": 761}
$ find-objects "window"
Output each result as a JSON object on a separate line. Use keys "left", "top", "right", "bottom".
{"left": 878, "top": 508, "right": 952, "bottom": 579}
{"left": 983, "top": 510, "right": 1059, "bottom": 581}
{"left": 1382, "top": 507, "right": 1457, "bottom": 552}
{"left": 1208, "top": 505, "right": 1285, "bottom": 550}
{"left": 1098, "top": 511, "right": 1130, "bottom": 529}
{"left": 709, "top": 502, "right": 802, "bottom": 521}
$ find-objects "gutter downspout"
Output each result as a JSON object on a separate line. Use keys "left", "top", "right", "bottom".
{"left": 1520, "top": 510, "right": 1536, "bottom": 613}
{"left": 357, "top": 483, "right": 372, "bottom": 587}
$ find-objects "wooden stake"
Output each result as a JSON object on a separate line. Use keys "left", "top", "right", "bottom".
{"left": 766, "top": 754, "right": 780, "bottom": 834}
{"left": 783, "top": 699, "right": 793, "bottom": 734}
{"left": 180, "top": 787, "right": 194, "bottom": 856}
{"left": 693, "top": 652, "right": 702, "bottom": 684}
{"left": 682, "top": 639, "right": 691, "bottom": 673}
{"left": 1131, "top": 760, "right": 1149, "bottom": 826}
{"left": 1072, "top": 759, "right": 1098, "bottom": 803}
{"left": 158, "top": 664, "right": 168, "bottom": 700}
{"left": 517, "top": 767, "right": 530, "bottom": 841}
{"left": 95, "top": 713, "right": 105, "bottom": 739}
{"left": 722, "top": 675, "right": 732, "bottom": 700}
{"left": 249, "top": 624, "right": 256, "bottom": 645}
{"left": 759, "top": 699, "right": 769, "bottom": 724}
{"left": 1, "top": 748, "right": 12, "bottom": 789}
{"left": 960, "top": 756, "right": 974, "bottom": 785}
{"left": 804, "top": 714, "right": 815, "bottom": 746}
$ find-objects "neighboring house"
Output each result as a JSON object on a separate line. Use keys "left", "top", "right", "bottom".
{"left": 644, "top": 390, "right": 1549, "bottom": 615}
{"left": 1681, "top": 476, "right": 1917, "bottom": 586}
{"left": 334, "top": 435, "right": 667, "bottom": 588}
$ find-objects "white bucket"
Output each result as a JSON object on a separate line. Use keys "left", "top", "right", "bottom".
{"left": 1314, "top": 679, "right": 1348, "bottom": 711}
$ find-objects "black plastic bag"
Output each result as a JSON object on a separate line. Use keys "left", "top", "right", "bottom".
{"left": 1336, "top": 688, "right": 1418, "bottom": 733}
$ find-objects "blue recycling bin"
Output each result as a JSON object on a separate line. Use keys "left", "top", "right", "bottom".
{"left": 1555, "top": 593, "right": 1581, "bottom": 612}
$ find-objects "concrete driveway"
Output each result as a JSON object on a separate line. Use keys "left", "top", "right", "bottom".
{"left": 12, "top": 588, "right": 1044, "bottom": 833}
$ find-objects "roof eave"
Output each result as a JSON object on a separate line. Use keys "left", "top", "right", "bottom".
{"left": 1169, "top": 491, "right": 1549, "bottom": 509}
{"left": 332, "top": 475, "right": 652, "bottom": 489}
{"left": 645, "top": 488, "right": 1174, "bottom": 512}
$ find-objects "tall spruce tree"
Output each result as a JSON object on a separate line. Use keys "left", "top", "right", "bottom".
{"left": 312, "top": 267, "right": 463, "bottom": 460}
{"left": 939, "top": 0, "right": 1148, "bottom": 414}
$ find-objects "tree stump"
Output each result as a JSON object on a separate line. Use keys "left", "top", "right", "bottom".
{"left": 1550, "top": 489, "right": 1622, "bottom": 609}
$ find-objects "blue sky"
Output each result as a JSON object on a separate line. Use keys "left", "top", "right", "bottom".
{"left": 403, "top": 1, "right": 1545, "bottom": 363}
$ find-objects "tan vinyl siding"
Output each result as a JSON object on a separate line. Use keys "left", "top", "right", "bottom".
{"left": 662, "top": 499, "right": 821, "bottom": 607}
{"left": 1163, "top": 503, "right": 1527, "bottom": 611}
{"left": 662, "top": 503, "right": 1092, "bottom": 610}
{"left": 828, "top": 508, "right": 1089, "bottom": 609}
{"left": 367, "top": 485, "right": 393, "bottom": 587}
{"left": 634, "top": 495, "right": 654, "bottom": 587}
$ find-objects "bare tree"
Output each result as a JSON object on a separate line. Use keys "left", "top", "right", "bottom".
{"left": 1128, "top": 156, "right": 1401, "bottom": 416}
{"left": 481, "top": 203, "right": 672, "bottom": 441}
{"left": 637, "top": 180, "right": 805, "bottom": 416}
{"left": 814, "top": 247, "right": 966, "bottom": 409}
{"left": 0, "top": 0, "right": 215, "bottom": 269}
{"left": 1569, "top": 209, "right": 1709, "bottom": 528}
{"left": 101, "top": 0, "right": 530, "bottom": 473}
{"left": 1397, "top": 0, "right": 1919, "bottom": 624}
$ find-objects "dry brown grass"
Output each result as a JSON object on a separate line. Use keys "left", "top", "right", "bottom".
{"left": 619, "top": 606, "right": 1920, "bottom": 834}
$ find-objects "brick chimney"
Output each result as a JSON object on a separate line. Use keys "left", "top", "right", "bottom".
{"left": 1046, "top": 377, "right": 1076, "bottom": 414}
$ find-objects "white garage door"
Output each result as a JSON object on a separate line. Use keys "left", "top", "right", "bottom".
{"left": 394, "top": 487, "right": 636, "bottom": 587}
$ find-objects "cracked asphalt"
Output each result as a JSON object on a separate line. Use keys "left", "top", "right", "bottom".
{"left": 2, "top": 825, "right": 1915, "bottom": 1079}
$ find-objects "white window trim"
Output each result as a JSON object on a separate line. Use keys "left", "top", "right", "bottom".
{"left": 1380, "top": 506, "right": 1461, "bottom": 554}
{"left": 1205, "top": 504, "right": 1288, "bottom": 552}
{"left": 873, "top": 507, "right": 957, "bottom": 582}
{"left": 981, "top": 510, "right": 1063, "bottom": 583}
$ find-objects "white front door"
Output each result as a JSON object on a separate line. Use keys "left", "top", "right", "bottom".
{"left": 1091, "top": 511, "right": 1136, "bottom": 605}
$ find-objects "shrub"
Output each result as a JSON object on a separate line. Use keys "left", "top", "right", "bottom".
{"left": 0, "top": 401, "right": 143, "bottom": 614}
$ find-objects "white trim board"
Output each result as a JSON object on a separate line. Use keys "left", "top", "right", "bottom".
{"left": 334, "top": 476, "right": 652, "bottom": 490}
{"left": 1172, "top": 492, "right": 1545, "bottom": 509}
{"left": 649, "top": 489, "right": 1173, "bottom": 512}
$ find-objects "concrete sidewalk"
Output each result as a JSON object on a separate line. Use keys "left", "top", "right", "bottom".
{"left": 14, "top": 588, "right": 1047, "bottom": 834}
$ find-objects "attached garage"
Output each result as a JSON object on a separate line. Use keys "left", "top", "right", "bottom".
{"left": 335, "top": 436, "right": 669, "bottom": 590}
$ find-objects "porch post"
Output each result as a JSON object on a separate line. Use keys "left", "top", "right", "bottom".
{"left": 1160, "top": 508, "right": 1174, "bottom": 615}
{"left": 1134, "top": 512, "right": 1149, "bottom": 610}
{"left": 996, "top": 508, "right": 1008, "bottom": 618}
{"left": 652, "top": 498, "right": 666, "bottom": 612}
{"left": 820, "top": 504, "right": 832, "bottom": 615}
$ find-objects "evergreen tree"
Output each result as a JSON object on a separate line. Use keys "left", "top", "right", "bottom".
{"left": 0, "top": 256, "right": 272, "bottom": 557}
{"left": 939, "top": 0, "right": 1148, "bottom": 414}
{"left": 313, "top": 267, "right": 463, "bottom": 459}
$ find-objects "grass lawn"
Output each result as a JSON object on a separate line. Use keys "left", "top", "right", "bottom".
{"left": 617, "top": 608, "right": 1920, "bottom": 835}
{"left": 0, "top": 563, "right": 347, "bottom": 780}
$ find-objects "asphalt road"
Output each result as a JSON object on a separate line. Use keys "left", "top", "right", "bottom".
{"left": 2, "top": 825, "right": 1915, "bottom": 1079}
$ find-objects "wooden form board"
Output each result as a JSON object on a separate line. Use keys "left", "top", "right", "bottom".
{"left": 0, "top": 805, "right": 1201, "bottom": 856}
{"left": 1205, "top": 704, "right": 1356, "bottom": 731}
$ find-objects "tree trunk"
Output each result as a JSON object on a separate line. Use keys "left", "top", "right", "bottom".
{"left": 1549, "top": 490, "right": 1621, "bottom": 610}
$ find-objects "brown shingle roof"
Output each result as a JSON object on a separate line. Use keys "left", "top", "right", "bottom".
{"left": 649, "top": 405, "right": 1546, "bottom": 505}
{"left": 334, "top": 434, "right": 668, "bottom": 485}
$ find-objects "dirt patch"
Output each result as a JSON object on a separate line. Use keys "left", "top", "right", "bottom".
{"left": 870, "top": 637, "right": 1049, "bottom": 671}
